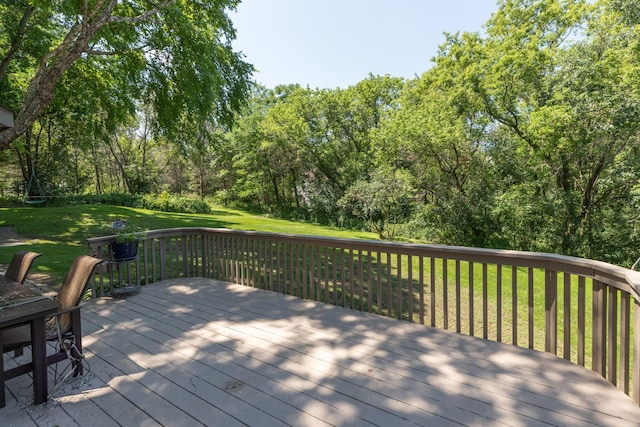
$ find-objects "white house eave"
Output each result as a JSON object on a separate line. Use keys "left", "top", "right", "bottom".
{"left": 0, "top": 104, "right": 15, "bottom": 131}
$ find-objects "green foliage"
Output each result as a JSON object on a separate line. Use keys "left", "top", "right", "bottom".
{"left": 222, "top": 77, "right": 404, "bottom": 223}
{"left": 338, "top": 169, "right": 414, "bottom": 239}
{"left": 0, "top": 0, "right": 253, "bottom": 149}
{"left": 141, "top": 191, "right": 211, "bottom": 215}
{"left": 110, "top": 218, "right": 144, "bottom": 243}
{"left": 387, "top": 0, "right": 640, "bottom": 264}
{"left": 40, "top": 192, "right": 212, "bottom": 215}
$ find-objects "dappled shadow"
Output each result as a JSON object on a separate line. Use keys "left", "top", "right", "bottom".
{"left": 4, "top": 278, "right": 639, "bottom": 426}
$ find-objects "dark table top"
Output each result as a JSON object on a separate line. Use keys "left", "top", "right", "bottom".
{"left": 0, "top": 279, "right": 59, "bottom": 327}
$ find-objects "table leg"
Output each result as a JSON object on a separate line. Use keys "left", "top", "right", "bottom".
{"left": 30, "top": 318, "right": 48, "bottom": 405}
{"left": 0, "top": 340, "right": 5, "bottom": 408}
{"left": 71, "top": 309, "right": 83, "bottom": 376}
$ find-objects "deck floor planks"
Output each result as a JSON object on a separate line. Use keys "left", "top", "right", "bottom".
{"left": 99, "top": 289, "right": 403, "bottom": 426}
{"left": 133, "top": 283, "right": 476, "bottom": 426}
{"left": 138, "top": 281, "right": 624, "bottom": 426}
{"left": 85, "top": 305, "right": 339, "bottom": 427}
{"left": 82, "top": 310, "right": 270, "bottom": 427}
{"left": 3, "top": 277, "right": 640, "bottom": 426}
{"left": 80, "top": 279, "right": 640, "bottom": 426}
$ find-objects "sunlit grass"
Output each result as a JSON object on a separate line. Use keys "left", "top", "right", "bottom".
{"left": 0, "top": 204, "right": 377, "bottom": 281}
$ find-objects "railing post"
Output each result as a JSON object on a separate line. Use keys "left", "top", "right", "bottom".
{"left": 468, "top": 262, "right": 474, "bottom": 336}
{"left": 182, "top": 235, "right": 188, "bottom": 277}
{"left": 201, "top": 234, "right": 208, "bottom": 277}
{"left": 592, "top": 279, "right": 607, "bottom": 376}
{"left": 455, "top": 260, "right": 461, "bottom": 333}
{"left": 511, "top": 266, "right": 517, "bottom": 345}
{"left": 620, "top": 292, "right": 631, "bottom": 394}
{"left": 159, "top": 237, "right": 167, "bottom": 281}
{"left": 430, "top": 257, "right": 436, "bottom": 327}
{"left": 151, "top": 238, "right": 157, "bottom": 283}
{"left": 563, "top": 273, "right": 572, "bottom": 360}
{"left": 578, "top": 276, "right": 586, "bottom": 366}
{"left": 608, "top": 287, "right": 618, "bottom": 386}
{"left": 545, "top": 269, "right": 558, "bottom": 354}
{"left": 633, "top": 299, "right": 640, "bottom": 403}
{"left": 496, "top": 264, "right": 502, "bottom": 342}
{"left": 529, "top": 267, "right": 535, "bottom": 350}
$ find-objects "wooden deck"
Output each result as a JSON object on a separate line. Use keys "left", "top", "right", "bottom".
{"left": 3, "top": 278, "right": 640, "bottom": 426}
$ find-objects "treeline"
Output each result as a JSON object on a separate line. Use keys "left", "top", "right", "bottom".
{"left": 2, "top": 0, "right": 640, "bottom": 266}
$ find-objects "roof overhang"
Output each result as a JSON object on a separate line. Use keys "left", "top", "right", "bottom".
{"left": 0, "top": 104, "right": 15, "bottom": 131}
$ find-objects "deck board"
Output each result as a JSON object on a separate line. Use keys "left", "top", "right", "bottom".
{"left": 3, "top": 277, "right": 640, "bottom": 426}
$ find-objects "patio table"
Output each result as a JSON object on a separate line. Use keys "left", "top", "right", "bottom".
{"left": 0, "top": 278, "right": 59, "bottom": 407}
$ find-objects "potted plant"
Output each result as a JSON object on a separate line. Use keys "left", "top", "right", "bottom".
{"left": 109, "top": 218, "right": 144, "bottom": 261}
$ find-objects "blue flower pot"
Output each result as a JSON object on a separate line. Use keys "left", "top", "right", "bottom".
{"left": 110, "top": 241, "right": 139, "bottom": 262}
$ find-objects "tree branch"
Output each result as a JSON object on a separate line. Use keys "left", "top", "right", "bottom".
{"left": 0, "top": 0, "right": 175, "bottom": 148}
{"left": 84, "top": 49, "right": 127, "bottom": 56}
{"left": 107, "top": 0, "right": 176, "bottom": 25}
{"left": 0, "top": 4, "right": 35, "bottom": 83}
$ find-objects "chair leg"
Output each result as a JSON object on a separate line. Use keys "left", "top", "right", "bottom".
{"left": 43, "top": 307, "right": 86, "bottom": 376}
{"left": 70, "top": 309, "right": 83, "bottom": 377}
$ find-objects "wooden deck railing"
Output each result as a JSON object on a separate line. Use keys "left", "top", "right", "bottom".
{"left": 87, "top": 227, "right": 640, "bottom": 404}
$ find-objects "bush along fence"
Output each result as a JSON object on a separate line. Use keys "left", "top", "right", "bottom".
{"left": 88, "top": 227, "right": 640, "bottom": 405}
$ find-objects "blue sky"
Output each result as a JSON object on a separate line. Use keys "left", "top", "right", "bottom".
{"left": 231, "top": 0, "right": 499, "bottom": 89}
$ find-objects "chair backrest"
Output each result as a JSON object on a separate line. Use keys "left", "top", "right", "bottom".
{"left": 4, "top": 250, "right": 41, "bottom": 284}
{"left": 56, "top": 255, "right": 103, "bottom": 333}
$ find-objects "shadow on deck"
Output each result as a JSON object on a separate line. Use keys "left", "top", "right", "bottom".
{"left": 3, "top": 278, "right": 640, "bottom": 426}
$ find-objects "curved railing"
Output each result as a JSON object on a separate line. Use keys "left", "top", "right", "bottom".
{"left": 87, "top": 227, "right": 640, "bottom": 404}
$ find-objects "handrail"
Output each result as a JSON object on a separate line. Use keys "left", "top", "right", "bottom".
{"left": 88, "top": 227, "right": 640, "bottom": 404}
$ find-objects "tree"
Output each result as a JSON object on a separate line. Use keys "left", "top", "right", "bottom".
{"left": 255, "top": 76, "right": 404, "bottom": 221}
{"left": 373, "top": 60, "right": 496, "bottom": 245}
{"left": 338, "top": 168, "right": 414, "bottom": 240}
{"left": 423, "top": 0, "right": 640, "bottom": 261}
{"left": 0, "top": 0, "right": 252, "bottom": 149}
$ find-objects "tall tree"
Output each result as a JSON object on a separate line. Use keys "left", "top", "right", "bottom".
{"left": 0, "top": 0, "right": 252, "bottom": 149}
{"left": 256, "top": 76, "right": 404, "bottom": 220}
{"left": 419, "top": 0, "right": 640, "bottom": 261}
{"left": 374, "top": 60, "right": 495, "bottom": 245}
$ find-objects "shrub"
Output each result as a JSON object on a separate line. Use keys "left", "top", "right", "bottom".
{"left": 39, "top": 192, "right": 212, "bottom": 214}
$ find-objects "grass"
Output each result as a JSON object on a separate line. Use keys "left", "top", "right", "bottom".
{"left": 0, "top": 204, "right": 377, "bottom": 282}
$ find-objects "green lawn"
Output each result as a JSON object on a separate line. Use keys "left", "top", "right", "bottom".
{"left": 0, "top": 204, "right": 377, "bottom": 282}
